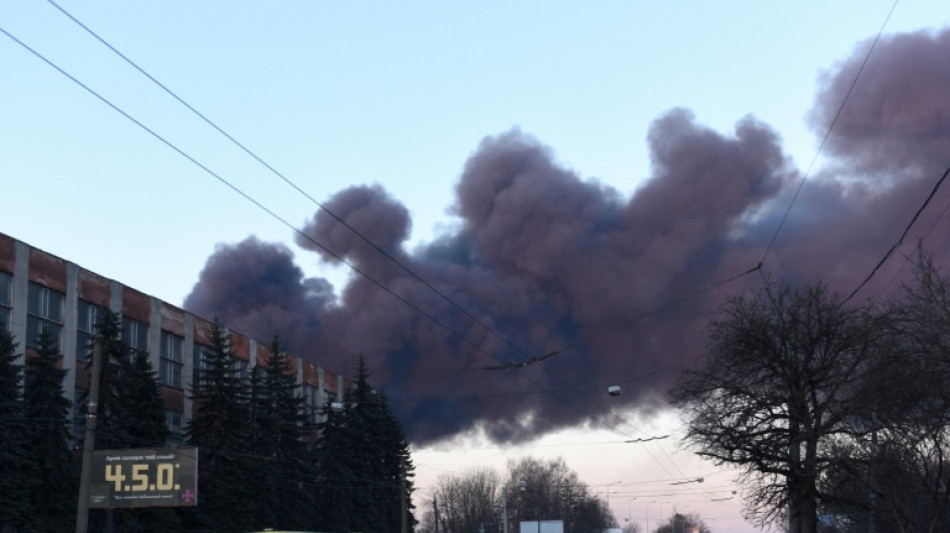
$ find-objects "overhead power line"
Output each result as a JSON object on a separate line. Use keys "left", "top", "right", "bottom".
{"left": 759, "top": 0, "right": 900, "bottom": 265}
{"left": 845, "top": 166, "right": 950, "bottom": 303}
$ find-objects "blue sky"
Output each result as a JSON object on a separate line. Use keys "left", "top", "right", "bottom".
{"left": 3, "top": 2, "right": 948, "bottom": 530}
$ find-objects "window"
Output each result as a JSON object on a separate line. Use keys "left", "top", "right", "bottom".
{"left": 303, "top": 384, "right": 322, "bottom": 424}
{"left": 73, "top": 388, "right": 89, "bottom": 441}
{"left": 122, "top": 317, "right": 149, "bottom": 356}
{"left": 159, "top": 331, "right": 184, "bottom": 388}
{"left": 193, "top": 343, "right": 211, "bottom": 387}
{"left": 231, "top": 356, "right": 248, "bottom": 382}
{"left": 0, "top": 271, "right": 11, "bottom": 331}
{"left": 76, "top": 300, "right": 101, "bottom": 362}
{"left": 165, "top": 410, "right": 183, "bottom": 444}
{"left": 27, "top": 282, "right": 63, "bottom": 349}
{"left": 191, "top": 344, "right": 246, "bottom": 384}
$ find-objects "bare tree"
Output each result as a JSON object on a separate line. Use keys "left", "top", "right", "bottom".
{"left": 506, "top": 456, "right": 616, "bottom": 532}
{"left": 416, "top": 457, "right": 616, "bottom": 532}
{"left": 822, "top": 251, "right": 950, "bottom": 533}
{"left": 670, "top": 282, "right": 886, "bottom": 533}
{"left": 418, "top": 467, "right": 502, "bottom": 533}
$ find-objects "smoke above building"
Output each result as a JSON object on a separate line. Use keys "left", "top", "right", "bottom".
{"left": 184, "top": 28, "right": 950, "bottom": 445}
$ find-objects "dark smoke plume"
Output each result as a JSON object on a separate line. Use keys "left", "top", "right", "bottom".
{"left": 185, "top": 28, "right": 950, "bottom": 445}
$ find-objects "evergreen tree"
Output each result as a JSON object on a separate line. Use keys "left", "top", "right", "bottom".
{"left": 23, "top": 327, "right": 76, "bottom": 532}
{"left": 313, "top": 392, "right": 361, "bottom": 531}
{"left": 373, "top": 388, "right": 417, "bottom": 533}
{"left": 265, "top": 336, "right": 306, "bottom": 461}
{"left": 0, "top": 325, "right": 32, "bottom": 531}
{"left": 259, "top": 335, "right": 310, "bottom": 529}
{"left": 245, "top": 363, "right": 279, "bottom": 529}
{"left": 85, "top": 311, "right": 177, "bottom": 533}
{"left": 186, "top": 318, "right": 253, "bottom": 532}
{"left": 93, "top": 310, "right": 169, "bottom": 449}
{"left": 313, "top": 355, "right": 416, "bottom": 533}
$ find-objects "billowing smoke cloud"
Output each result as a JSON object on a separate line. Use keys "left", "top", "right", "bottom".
{"left": 185, "top": 28, "right": 950, "bottom": 445}
{"left": 183, "top": 237, "right": 334, "bottom": 354}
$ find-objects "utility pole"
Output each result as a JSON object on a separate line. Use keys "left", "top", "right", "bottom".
{"left": 433, "top": 495, "right": 441, "bottom": 533}
{"left": 75, "top": 337, "right": 102, "bottom": 533}
{"left": 401, "top": 461, "right": 408, "bottom": 533}
{"left": 502, "top": 486, "right": 508, "bottom": 533}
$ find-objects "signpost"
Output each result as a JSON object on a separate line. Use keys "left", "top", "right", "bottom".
{"left": 87, "top": 447, "right": 198, "bottom": 509}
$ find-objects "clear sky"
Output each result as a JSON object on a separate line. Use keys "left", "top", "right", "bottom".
{"left": 3, "top": 2, "right": 949, "bottom": 531}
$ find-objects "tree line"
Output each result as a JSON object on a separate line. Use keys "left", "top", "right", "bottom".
{"left": 0, "top": 311, "right": 414, "bottom": 533}
{"left": 415, "top": 458, "right": 718, "bottom": 533}
{"left": 416, "top": 457, "right": 618, "bottom": 533}
{"left": 673, "top": 251, "right": 950, "bottom": 533}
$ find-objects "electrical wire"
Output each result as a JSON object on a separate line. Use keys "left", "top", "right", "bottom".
{"left": 844, "top": 166, "right": 950, "bottom": 303}
{"left": 759, "top": 0, "right": 900, "bottom": 266}
{"left": 874, "top": 185, "right": 950, "bottom": 299}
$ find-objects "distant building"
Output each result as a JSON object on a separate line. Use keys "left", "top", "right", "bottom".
{"left": 0, "top": 231, "right": 349, "bottom": 443}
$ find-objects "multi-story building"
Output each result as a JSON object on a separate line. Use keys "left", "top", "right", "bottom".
{"left": 0, "top": 231, "right": 348, "bottom": 443}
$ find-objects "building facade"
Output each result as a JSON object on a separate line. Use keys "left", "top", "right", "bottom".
{"left": 0, "top": 231, "right": 347, "bottom": 443}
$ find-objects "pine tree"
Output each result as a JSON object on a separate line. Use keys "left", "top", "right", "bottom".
{"left": 313, "top": 392, "right": 361, "bottom": 532}
{"left": 245, "top": 363, "right": 279, "bottom": 529}
{"left": 93, "top": 310, "right": 169, "bottom": 449}
{"left": 265, "top": 336, "right": 306, "bottom": 460}
{"left": 186, "top": 318, "right": 253, "bottom": 532}
{"left": 23, "top": 327, "right": 76, "bottom": 532}
{"left": 0, "top": 325, "right": 32, "bottom": 531}
{"left": 263, "top": 335, "right": 309, "bottom": 529}
{"left": 313, "top": 355, "right": 416, "bottom": 533}
{"left": 85, "top": 311, "right": 177, "bottom": 533}
{"left": 373, "top": 389, "right": 417, "bottom": 533}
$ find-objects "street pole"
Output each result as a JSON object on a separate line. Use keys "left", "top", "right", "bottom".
{"left": 75, "top": 337, "right": 102, "bottom": 533}
{"left": 502, "top": 486, "right": 508, "bottom": 533}
{"left": 401, "top": 463, "right": 408, "bottom": 533}
{"left": 433, "top": 495, "right": 440, "bottom": 533}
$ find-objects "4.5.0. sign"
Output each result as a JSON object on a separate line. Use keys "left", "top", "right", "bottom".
{"left": 88, "top": 448, "right": 198, "bottom": 508}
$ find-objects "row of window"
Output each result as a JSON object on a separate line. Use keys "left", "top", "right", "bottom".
{"left": 0, "top": 274, "right": 292, "bottom": 394}
{"left": 3, "top": 271, "right": 328, "bottom": 444}
{"left": 0, "top": 275, "right": 187, "bottom": 389}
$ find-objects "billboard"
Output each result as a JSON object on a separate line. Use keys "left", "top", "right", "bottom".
{"left": 87, "top": 448, "right": 198, "bottom": 508}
